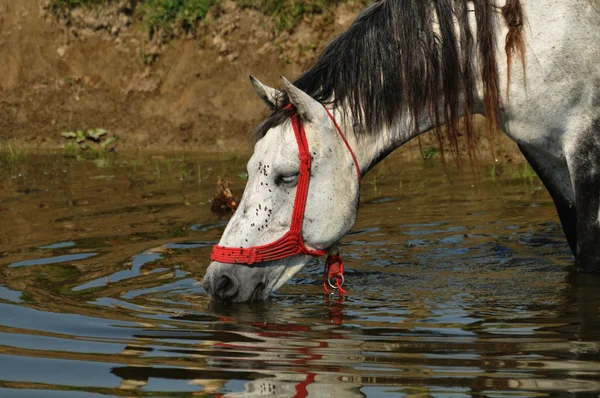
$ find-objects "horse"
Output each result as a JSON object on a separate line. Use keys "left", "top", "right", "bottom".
{"left": 203, "top": 0, "right": 600, "bottom": 302}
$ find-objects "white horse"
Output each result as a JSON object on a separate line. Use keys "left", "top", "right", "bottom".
{"left": 203, "top": 0, "right": 600, "bottom": 302}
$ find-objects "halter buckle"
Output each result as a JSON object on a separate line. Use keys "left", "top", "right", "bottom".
{"left": 327, "top": 274, "right": 345, "bottom": 289}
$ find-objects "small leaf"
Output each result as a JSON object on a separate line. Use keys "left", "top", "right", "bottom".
{"left": 237, "top": 172, "right": 248, "bottom": 179}
{"left": 61, "top": 132, "right": 76, "bottom": 139}
{"left": 101, "top": 137, "right": 116, "bottom": 149}
{"left": 87, "top": 128, "right": 107, "bottom": 141}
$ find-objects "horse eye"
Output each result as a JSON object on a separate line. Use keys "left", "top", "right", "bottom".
{"left": 275, "top": 173, "right": 299, "bottom": 186}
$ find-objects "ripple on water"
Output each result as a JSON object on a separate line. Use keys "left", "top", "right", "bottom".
{"left": 0, "top": 154, "right": 599, "bottom": 397}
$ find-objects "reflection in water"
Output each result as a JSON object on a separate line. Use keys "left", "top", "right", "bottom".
{"left": 0, "top": 153, "right": 599, "bottom": 397}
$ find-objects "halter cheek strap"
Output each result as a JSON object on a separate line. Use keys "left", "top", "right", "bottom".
{"left": 210, "top": 104, "right": 360, "bottom": 265}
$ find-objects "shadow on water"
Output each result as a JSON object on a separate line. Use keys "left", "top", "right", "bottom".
{"left": 0, "top": 152, "right": 599, "bottom": 397}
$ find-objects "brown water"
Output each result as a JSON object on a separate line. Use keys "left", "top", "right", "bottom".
{"left": 1, "top": 152, "right": 599, "bottom": 397}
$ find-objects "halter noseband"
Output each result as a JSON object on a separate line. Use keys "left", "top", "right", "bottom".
{"left": 210, "top": 104, "right": 361, "bottom": 265}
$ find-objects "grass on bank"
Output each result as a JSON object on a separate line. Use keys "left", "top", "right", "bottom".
{"left": 49, "top": 0, "right": 347, "bottom": 36}
{"left": 51, "top": 0, "right": 106, "bottom": 7}
{"left": 140, "top": 0, "right": 218, "bottom": 36}
{"left": 235, "top": 0, "right": 341, "bottom": 31}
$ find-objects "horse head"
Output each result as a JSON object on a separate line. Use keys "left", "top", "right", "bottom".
{"left": 202, "top": 77, "right": 361, "bottom": 302}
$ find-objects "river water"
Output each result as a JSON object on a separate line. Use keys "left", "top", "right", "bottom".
{"left": 1, "top": 152, "right": 598, "bottom": 397}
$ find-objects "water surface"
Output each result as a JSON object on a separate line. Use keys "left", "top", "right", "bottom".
{"left": 1, "top": 152, "right": 598, "bottom": 397}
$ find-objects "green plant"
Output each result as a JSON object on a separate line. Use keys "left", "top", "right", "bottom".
{"left": 422, "top": 146, "right": 437, "bottom": 160}
{"left": 517, "top": 163, "right": 536, "bottom": 186}
{"left": 64, "top": 140, "right": 79, "bottom": 158}
{"left": 139, "top": 0, "right": 218, "bottom": 36}
{"left": 7, "top": 143, "right": 21, "bottom": 166}
{"left": 368, "top": 175, "right": 379, "bottom": 195}
{"left": 488, "top": 163, "right": 496, "bottom": 182}
{"left": 506, "top": 163, "right": 538, "bottom": 191}
{"left": 49, "top": 0, "right": 365, "bottom": 48}
{"left": 50, "top": 0, "right": 107, "bottom": 10}
{"left": 61, "top": 128, "right": 117, "bottom": 158}
{"left": 2, "top": 142, "right": 28, "bottom": 177}
{"left": 366, "top": 165, "right": 385, "bottom": 195}
{"left": 235, "top": 0, "right": 338, "bottom": 31}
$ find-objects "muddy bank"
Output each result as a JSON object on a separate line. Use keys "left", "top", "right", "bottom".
{"left": 0, "top": 0, "right": 521, "bottom": 162}
{"left": 0, "top": 0, "right": 360, "bottom": 151}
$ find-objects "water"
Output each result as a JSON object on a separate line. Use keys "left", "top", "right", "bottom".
{"left": 1, "top": 152, "right": 599, "bottom": 397}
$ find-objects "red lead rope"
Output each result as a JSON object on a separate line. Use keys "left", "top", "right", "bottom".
{"left": 323, "top": 249, "right": 346, "bottom": 294}
{"left": 211, "top": 104, "right": 360, "bottom": 292}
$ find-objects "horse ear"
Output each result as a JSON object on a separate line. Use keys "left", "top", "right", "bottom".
{"left": 281, "top": 77, "right": 325, "bottom": 123}
{"left": 249, "top": 75, "right": 281, "bottom": 111}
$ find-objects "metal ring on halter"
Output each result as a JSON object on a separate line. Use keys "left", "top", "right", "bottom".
{"left": 327, "top": 275, "right": 345, "bottom": 289}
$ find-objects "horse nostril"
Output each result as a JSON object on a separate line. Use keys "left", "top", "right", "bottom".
{"left": 214, "top": 275, "right": 240, "bottom": 302}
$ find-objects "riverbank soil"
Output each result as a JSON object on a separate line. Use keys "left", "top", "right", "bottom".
{"left": 0, "top": 0, "right": 521, "bottom": 162}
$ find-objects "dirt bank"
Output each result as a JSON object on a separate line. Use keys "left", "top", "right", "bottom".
{"left": 0, "top": 0, "right": 367, "bottom": 152}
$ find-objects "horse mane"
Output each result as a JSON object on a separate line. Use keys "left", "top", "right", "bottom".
{"left": 254, "top": 0, "right": 525, "bottom": 162}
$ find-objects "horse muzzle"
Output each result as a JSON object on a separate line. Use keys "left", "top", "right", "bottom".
{"left": 203, "top": 261, "right": 270, "bottom": 303}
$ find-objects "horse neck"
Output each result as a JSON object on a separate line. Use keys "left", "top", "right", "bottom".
{"left": 335, "top": 105, "right": 452, "bottom": 175}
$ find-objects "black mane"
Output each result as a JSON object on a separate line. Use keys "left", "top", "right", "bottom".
{"left": 254, "top": 0, "right": 525, "bottom": 159}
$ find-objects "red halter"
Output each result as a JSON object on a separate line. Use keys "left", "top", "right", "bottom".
{"left": 210, "top": 104, "right": 361, "bottom": 265}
